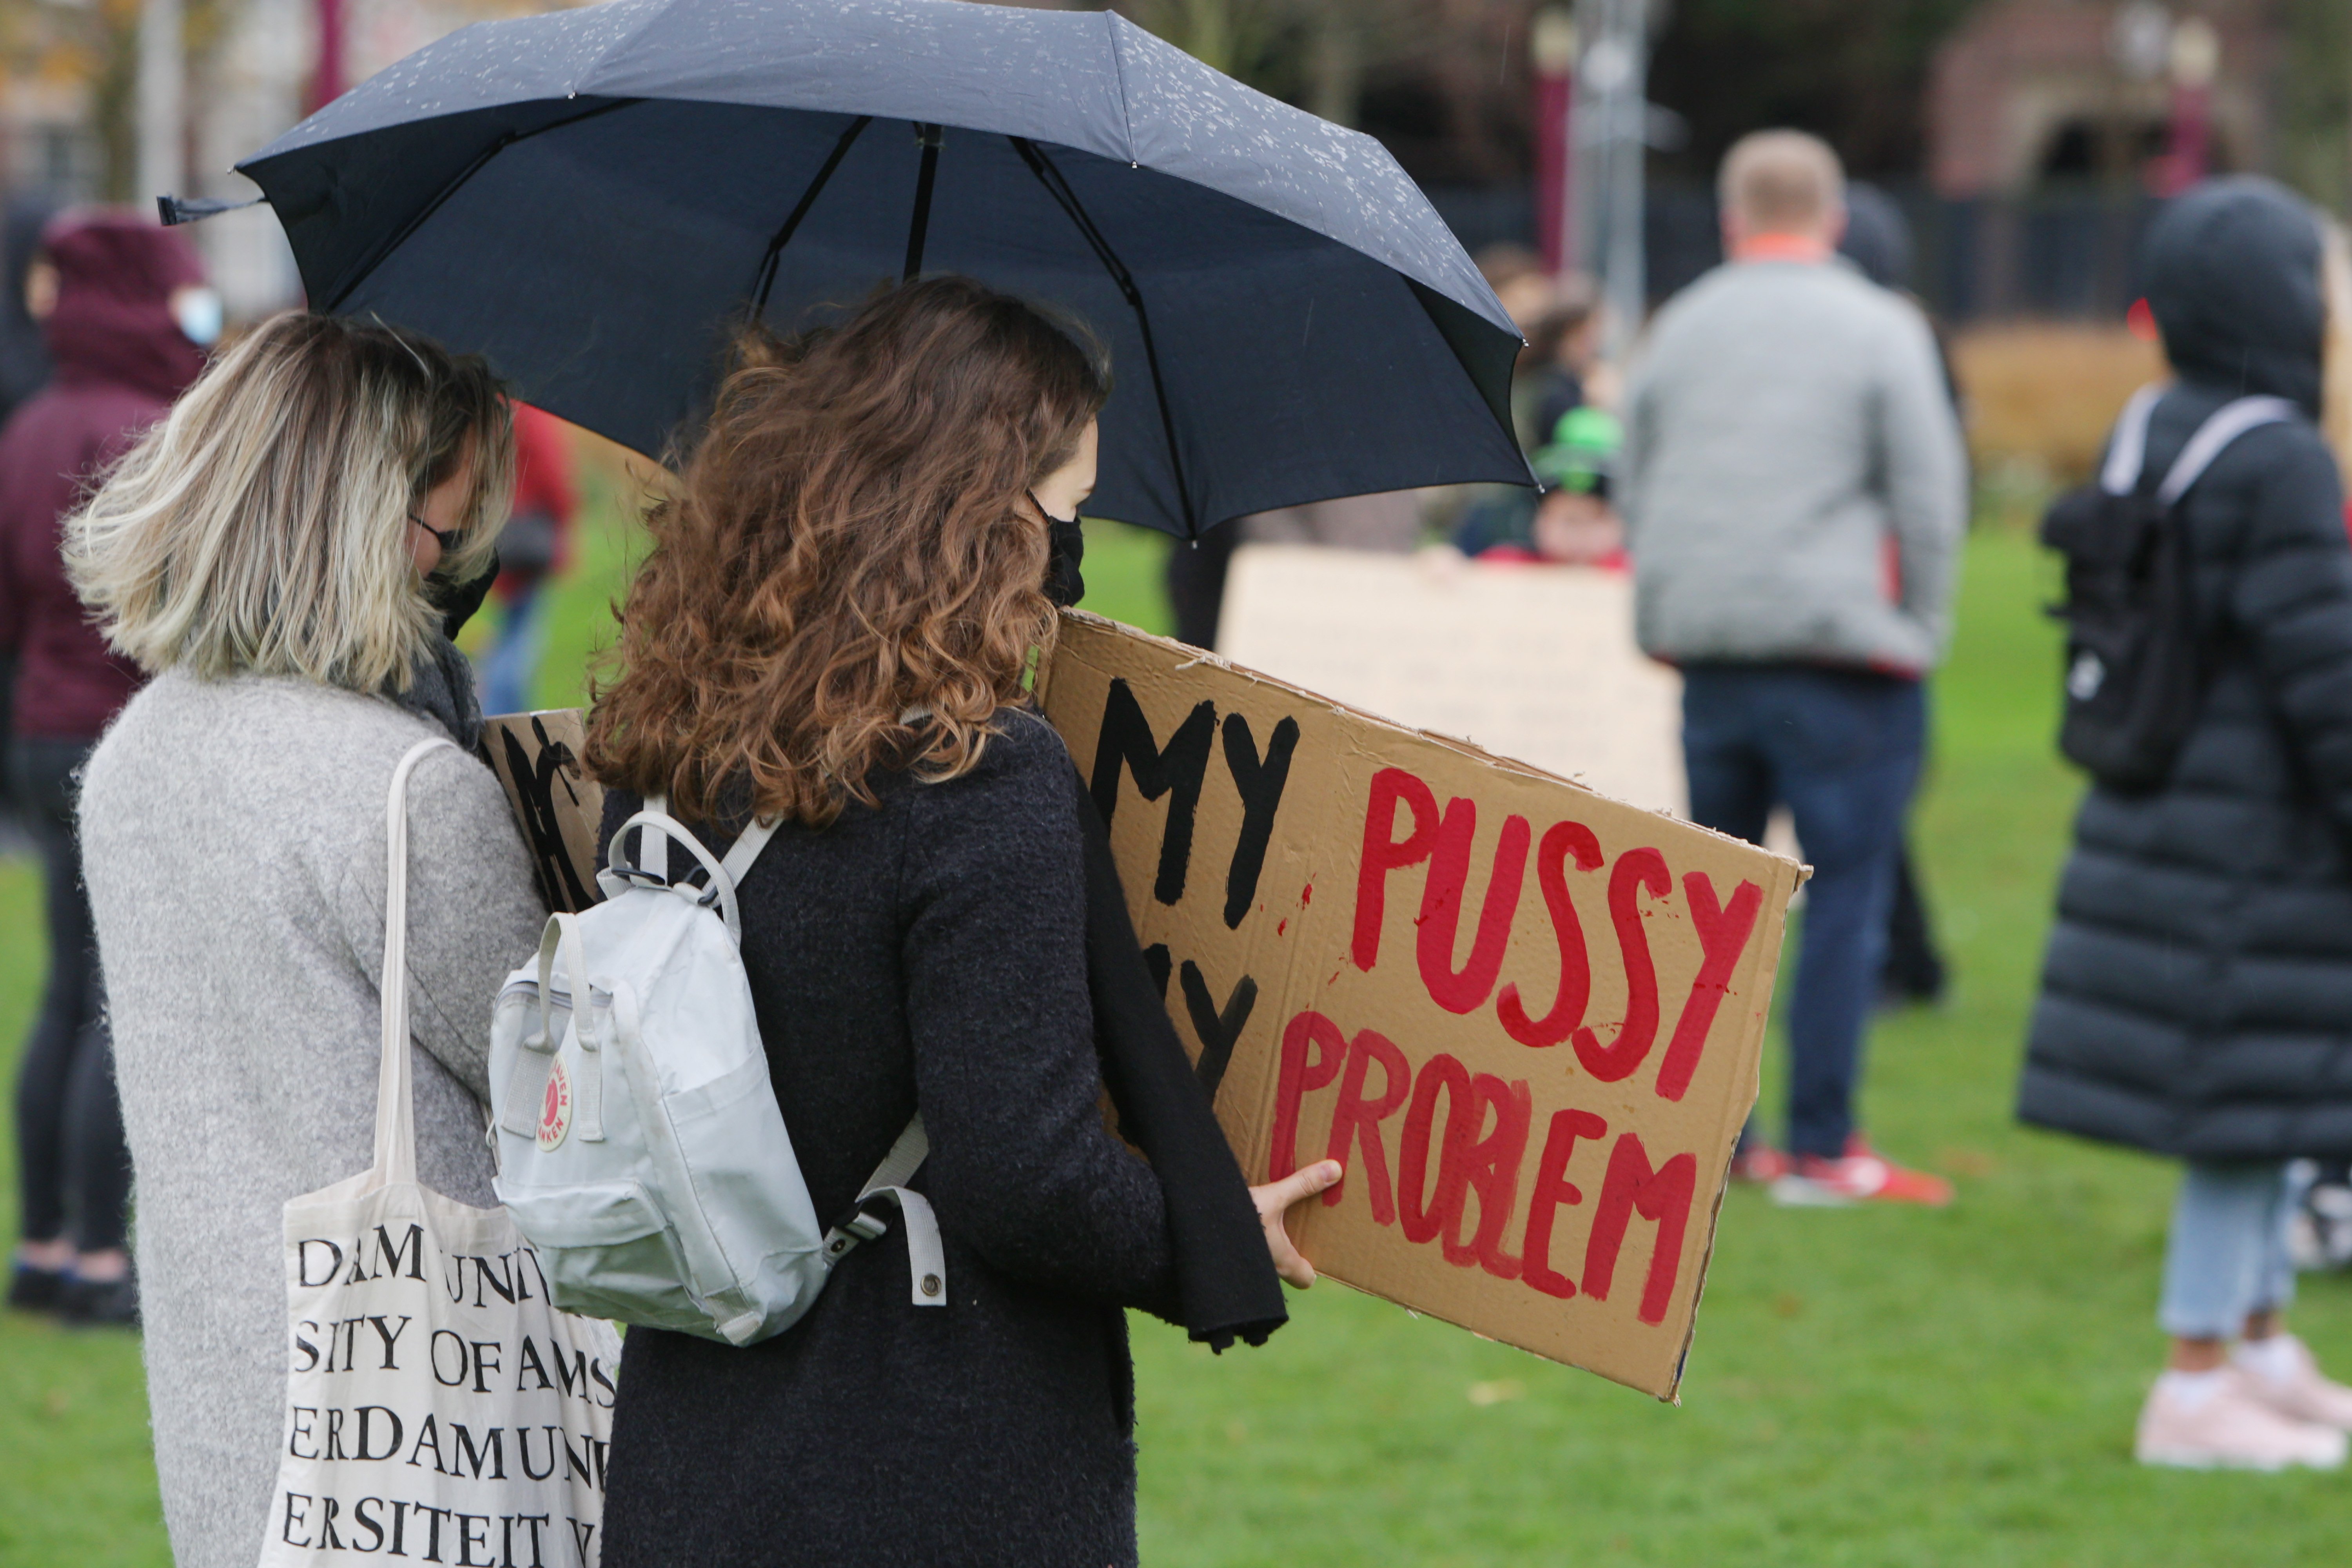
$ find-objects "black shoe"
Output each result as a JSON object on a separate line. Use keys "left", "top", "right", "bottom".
{"left": 7, "top": 1262, "right": 68, "bottom": 1312}
{"left": 58, "top": 1271, "right": 139, "bottom": 1328}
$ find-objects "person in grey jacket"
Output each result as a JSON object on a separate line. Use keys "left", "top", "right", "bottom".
{"left": 64, "top": 312, "right": 538, "bottom": 1568}
{"left": 1619, "top": 129, "right": 1968, "bottom": 1205}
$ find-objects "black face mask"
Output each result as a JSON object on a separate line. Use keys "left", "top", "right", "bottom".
{"left": 1035, "top": 492, "right": 1085, "bottom": 610}
{"left": 423, "top": 548, "right": 501, "bottom": 640}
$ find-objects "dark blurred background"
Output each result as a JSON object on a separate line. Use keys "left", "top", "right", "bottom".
{"left": 5, "top": 0, "right": 2347, "bottom": 325}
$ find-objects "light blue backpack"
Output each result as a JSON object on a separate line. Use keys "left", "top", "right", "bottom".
{"left": 487, "top": 802, "right": 943, "bottom": 1345}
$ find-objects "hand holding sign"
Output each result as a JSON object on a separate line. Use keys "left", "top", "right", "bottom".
{"left": 1254, "top": 1158, "right": 1345, "bottom": 1287}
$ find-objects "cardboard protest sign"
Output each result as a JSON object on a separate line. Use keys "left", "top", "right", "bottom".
{"left": 1216, "top": 544, "right": 1686, "bottom": 815}
{"left": 483, "top": 710, "right": 604, "bottom": 915}
{"left": 1034, "top": 610, "right": 1800, "bottom": 1399}
{"left": 483, "top": 607, "right": 1798, "bottom": 1398}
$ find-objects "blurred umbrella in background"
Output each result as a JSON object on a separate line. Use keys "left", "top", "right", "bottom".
{"left": 175, "top": 0, "right": 1531, "bottom": 539}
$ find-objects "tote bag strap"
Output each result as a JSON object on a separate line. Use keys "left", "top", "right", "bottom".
{"left": 374, "top": 737, "right": 459, "bottom": 1184}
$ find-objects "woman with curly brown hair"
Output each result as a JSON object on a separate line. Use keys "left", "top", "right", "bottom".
{"left": 585, "top": 276, "right": 1337, "bottom": 1566}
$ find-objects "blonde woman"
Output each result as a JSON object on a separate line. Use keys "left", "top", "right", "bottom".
{"left": 67, "top": 312, "right": 544, "bottom": 1568}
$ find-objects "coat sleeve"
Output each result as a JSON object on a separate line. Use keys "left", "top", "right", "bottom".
{"left": 898, "top": 717, "right": 1179, "bottom": 1311}
{"left": 2229, "top": 428, "right": 2352, "bottom": 834}
{"left": 334, "top": 740, "right": 550, "bottom": 1102}
{"left": 1873, "top": 301, "right": 1969, "bottom": 657}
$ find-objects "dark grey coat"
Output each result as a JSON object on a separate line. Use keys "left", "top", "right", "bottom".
{"left": 2020, "top": 178, "right": 2352, "bottom": 1161}
{"left": 597, "top": 709, "right": 1179, "bottom": 1568}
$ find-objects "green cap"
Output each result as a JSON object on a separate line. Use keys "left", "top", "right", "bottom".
{"left": 1532, "top": 405, "right": 1621, "bottom": 494}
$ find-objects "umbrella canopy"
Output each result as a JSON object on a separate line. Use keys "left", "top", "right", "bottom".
{"left": 225, "top": 0, "right": 1530, "bottom": 538}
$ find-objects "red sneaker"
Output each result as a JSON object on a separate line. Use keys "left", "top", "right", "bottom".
{"left": 1729, "top": 1145, "right": 1788, "bottom": 1184}
{"left": 1771, "top": 1138, "right": 1953, "bottom": 1207}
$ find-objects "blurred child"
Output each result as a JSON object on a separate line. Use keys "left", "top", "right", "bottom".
{"left": 1451, "top": 403, "right": 1624, "bottom": 568}
{"left": 478, "top": 401, "right": 578, "bottom": 715}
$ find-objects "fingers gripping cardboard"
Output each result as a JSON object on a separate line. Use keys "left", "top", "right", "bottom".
{"left": 483, "top": 610, "right": 1800, "bottom": 1399}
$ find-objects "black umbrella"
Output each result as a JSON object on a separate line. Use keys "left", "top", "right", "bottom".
{"left": 186, "top": 0, "right": 1529, "bottom": 538}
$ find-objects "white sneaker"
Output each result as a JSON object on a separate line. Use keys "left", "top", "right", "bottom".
{"left": 2234, "top": 1335, "right": 2352, "bottom": 1431}
{"left": 2135, "top": 1368, "right": 2348, "bottom": 1470}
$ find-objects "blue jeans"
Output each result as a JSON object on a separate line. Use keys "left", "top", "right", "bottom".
{"left": 481, "top": 575, "right": 549, "bottom": 718}
{"left": 1681, "top": 664, "right": 1925, "bottom": 1158}
{"left": 2159, "top": 1161, "right": 2301, "bottom": 1340}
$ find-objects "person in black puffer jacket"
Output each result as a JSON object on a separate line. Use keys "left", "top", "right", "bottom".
{"left": 2019, "top": 178, "right": 2352, "bottom": 1470}
{"left": 581, "top": 276, "right": 1339, "bottom": 1567}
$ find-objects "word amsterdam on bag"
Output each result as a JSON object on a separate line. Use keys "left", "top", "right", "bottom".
{"left": 259, "top": 739, "right": 620, "bottom": 1567}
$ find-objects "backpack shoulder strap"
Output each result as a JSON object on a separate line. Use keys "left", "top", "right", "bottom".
{"left": 718, "top": 818, "right": 779, "bottom": 887}
{"left": 819, "top": 1114, "right": 946, "bottom": 1307}
{"left": 2155, "top": 396, "right": 2300, "bottom": 508}
{"left": 2100, "top": 383, "right": 2168, "bottom": 496}
{"left": 634, "top": 789, "right": 778, "bottom": 892}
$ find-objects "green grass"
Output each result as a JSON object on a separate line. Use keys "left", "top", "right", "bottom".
{"left": 8, "top": 504, "right": 2348, "bottom": 1565}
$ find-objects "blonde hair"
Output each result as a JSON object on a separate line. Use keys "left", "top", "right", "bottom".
{"left": 1720, "top": 130, "right": 1845, "bottom": 234}
{"left": 67, "top": 311, "right": 515, "bottom": 695}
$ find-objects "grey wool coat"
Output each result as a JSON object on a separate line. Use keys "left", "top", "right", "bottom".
{"left": 76, "top": 671, "right": 545, "bottom": 1568}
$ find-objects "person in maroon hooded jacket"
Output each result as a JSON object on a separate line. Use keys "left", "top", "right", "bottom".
{"left": 0, "top": 210, "right": 212, "bottom": 1324}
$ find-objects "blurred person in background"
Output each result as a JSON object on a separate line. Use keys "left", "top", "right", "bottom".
{"left": 477, "top": 400, "right": 579, "bottom": 715}
{"left": 1448, "top": 278, "right": 1613, "bottom": 564}
{"left": 1840, "top": 181, "right": 1955, "bottom": 1010}
{"left": 2019, "top": 179, "right": 2352, "bottom": 1472}
{"left": 1522, "top": 273, "right": 1612, "bottom": 437}
{"left": 1619, "top": 130, "right": 1966, "bottom": 1207}
{"left": 0, "top": 192, "right": 63, "bottom": 854}
{"left": 0, "top": 195, "right": 61, "bottom": 424}
{"left": 0, "top": 210, "right": 214, "bottom": 1323}
{"left": 1449, "top": 403, "right": 1624, "bottom": 567}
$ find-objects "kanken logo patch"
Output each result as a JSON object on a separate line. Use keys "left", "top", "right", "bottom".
{"left": 538, "top": 1056, "right": 573, "bottom": 1151}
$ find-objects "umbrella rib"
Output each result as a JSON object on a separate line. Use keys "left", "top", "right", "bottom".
{"left": 323, "top": 96, "right": 642, "bottom": 313}
{"left": 904, "top": 123, "right": 944, "bottom": 281}
{"left": 1009, "top": 137, "right": 1196, "bottom": 534}
{"left": 751, "top": 114, "right": 874, "bottom": 317}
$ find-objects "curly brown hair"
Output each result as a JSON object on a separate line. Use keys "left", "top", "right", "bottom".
{"left": 585, "top": 276, "right": 1109, "bottom": 828}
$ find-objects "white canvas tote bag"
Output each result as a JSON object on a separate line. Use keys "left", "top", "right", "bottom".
{"left": 258, "top": 738, "right": 622, "bottom": 1568}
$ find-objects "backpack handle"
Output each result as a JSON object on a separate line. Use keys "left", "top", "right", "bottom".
{"left": 605, "top": 809, "right": 745, "bottom": 942}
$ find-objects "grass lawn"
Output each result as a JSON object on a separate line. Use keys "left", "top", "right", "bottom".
{"left": 7, "top": 491, "right": 2350, "bottom": 1565}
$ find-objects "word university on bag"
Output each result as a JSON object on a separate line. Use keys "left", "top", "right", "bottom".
{"left": 261, "top": 739, "right": 621, "bottom": 1568}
